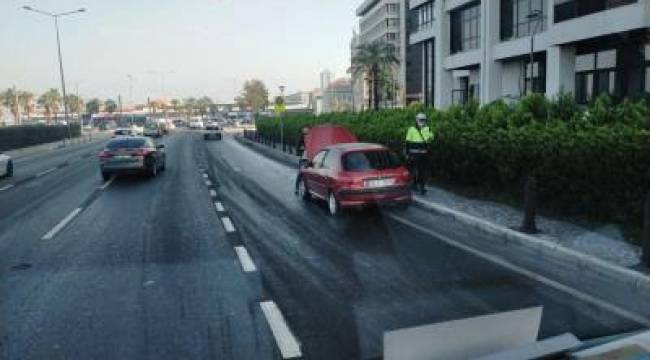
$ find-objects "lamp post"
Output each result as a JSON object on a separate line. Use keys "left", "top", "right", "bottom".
{"left": 23, "top": 6, "right": 85, "bottom": 140}
{"left": 525, "top": 10, "right": 543, "bottom": 95}
{"left": 279, "top": 85, "right": 285, "bottom": 151}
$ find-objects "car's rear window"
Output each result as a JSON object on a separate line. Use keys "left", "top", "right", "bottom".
{"left": 342, "top": 150, "right": 401, "bottom": 171}
{"left": 106, "top": 139, "right": 146, "bottom": 150}
{"left": 114, "top": 130, "right": 131, "bottom": 135}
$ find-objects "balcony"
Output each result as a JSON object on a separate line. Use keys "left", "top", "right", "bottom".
{"left": 409, "top": 21, "right": 436, "bottom": 45}
{"left": 554, "top": 0, "right": 637, "bottom": 23}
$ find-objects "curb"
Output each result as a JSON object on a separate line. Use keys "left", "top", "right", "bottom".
{"left": 234, "top": 135, "right": 298, "bottom": 167}
{"left": 412, "top": 198, "right": 650, "bottom": 295}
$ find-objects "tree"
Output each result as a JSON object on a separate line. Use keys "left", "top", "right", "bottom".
{"left": 65, "top": 94, "right": 84, "bottom": 117}
{"left": 86, "top": 98, "right": 101, "bottom": 115}
{"left": 183, "top": 97, "right": 197, "bottom": 117}
{"left": 170, "top": 99, "right": 181, "bottom": 116}
{"left": 350, "top": 41, "right": 399, "bottom": 110}
{"left": 104, "top": 99, "right": 117, "bottom": 114}
{"left": 38, "top": 89, "right": 62, "bottom": 122}
{"left": 239, "top": 79, "right": 269, "bottom": 112}
{"left": 196, "top": 96, "right": 213, "bottom": 117}
{"left": 0, "top": 88, "right": 20, "bottom": 124}
{"left": 17, "top": 91, "right": 35, "bottom": 124}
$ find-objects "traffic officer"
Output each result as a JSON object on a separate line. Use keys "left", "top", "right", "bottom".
{"left": 405, "top": 113, "right": 433, "bottom": 195}
{"left": 295, "top": 126, "right": 310, "bottom": 194}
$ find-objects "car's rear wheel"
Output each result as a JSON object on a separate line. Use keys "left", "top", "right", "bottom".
{"left": 328, "top": 191, "right": 340, "bottom": 216}
{"left": 101, "top": 171, "right": 110, "bottom": 181}
{"left": 146, "top": 157, "right": 157, "bottom": 178}
{"left": 6, "top": 161, "right": 13, "bottom": 178}
{"left": 298, "top": 179, "right": 310, "bottom": 201}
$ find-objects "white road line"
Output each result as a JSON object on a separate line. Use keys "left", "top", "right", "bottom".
{"left": 42, "top": 207, "right": 83, "bottom": 240}
{"left": 389, "top": 214, "right": 650, "bottom": 327}
{"left": 209, "top": 189, "right": 217, "bottom": 198}
{"left": 215, "top": 202, "right": 225, "bottom": 212}
{"left": 221, "top": 217, "right": 236, "bottom": 233}
{"left": 98, "top": 177, "right": 115, "bottom": 190}
{"left": 205, "top": 180, "right": 212, "bottom": 186}
{"left": 0, "top": 184, "right": 15, "bottom": 192}
{"left": 35, "top": 168, "right": 56, "bottom": 178}
{"left": 260, "top": 301, "right": 302, "bottom": 359}
{"left": 234, "top": 246, "right": 257, "bottom": 272}
{"left": 202, "top": 173, "right": 209, "bottom": 178}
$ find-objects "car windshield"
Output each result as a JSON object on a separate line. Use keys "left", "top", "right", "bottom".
{"left": 342, "top": 150, "right": 401, "bottom": 171}
{"left": 106, "top": 138, "right": 146, "bottom": 150}
{"left": 3, "top": 1, "right": 649, "bottom": 359}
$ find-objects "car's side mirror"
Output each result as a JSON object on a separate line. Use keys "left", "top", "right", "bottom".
{"left": 156, "top": 144, "right": 165, "bottom": 149}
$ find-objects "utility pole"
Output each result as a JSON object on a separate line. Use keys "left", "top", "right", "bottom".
{"left": 525, "top": 10, "right": 543, "bottom": 95}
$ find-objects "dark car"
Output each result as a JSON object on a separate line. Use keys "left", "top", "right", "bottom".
{"left": 99, "top": 137, "right": 166, "bottom": 181}
{"left": 298, "top": 143, "right": 411, "bottom": 216}
{"left": 204, "top": 123, "right": 223, "bottom": 140}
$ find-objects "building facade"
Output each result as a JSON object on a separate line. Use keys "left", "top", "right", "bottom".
{"left": 405, "top": 0, "right": 650, "bottom": 107}
{"left": 355, "top": 0, "right": 409, "bottom": 108}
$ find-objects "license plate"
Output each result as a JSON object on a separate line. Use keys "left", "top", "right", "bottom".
{"left": 364, "top": 178, "right": 394, "bottom": 188}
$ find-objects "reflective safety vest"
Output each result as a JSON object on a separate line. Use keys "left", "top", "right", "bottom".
{"left": 405, "top": 126, "right": 433, "bottom": 143}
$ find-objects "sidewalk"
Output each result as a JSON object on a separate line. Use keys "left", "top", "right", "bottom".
{"left": 416, "top": 187, "right": 641, "bottom": 267}
{"left": 6, "top": 131, "right": 110, "bottom": 160}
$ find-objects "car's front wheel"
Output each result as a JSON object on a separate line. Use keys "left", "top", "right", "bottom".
{"left": 328, "top": 191, "right": 340, "bottom": 216}
{"left": 6, "top": 161, "right": 13, "bottom": 178}
{"left": 298, "top": 179, "right": 310, "bottom": 201}
{"left": 146, "top": 157, "right": 158, "bottom": 178}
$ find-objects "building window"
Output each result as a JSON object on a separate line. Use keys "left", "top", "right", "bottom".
{"left": 554, "top": 0, "right": 637, "bottom": 23}
{"left": 501, "top": 0, "right": 547, "bottom": 41}
{"left": 524, "top": 61, "right": 546, "bottom": 93}
{"left": 414, "top": 1, "right": 435, "bottom": 32}
{"left": 575, "top": 49, "right": 618, "bottom": 103}
{"left": 450, "top": 2, "right": 481, "bottom": 54}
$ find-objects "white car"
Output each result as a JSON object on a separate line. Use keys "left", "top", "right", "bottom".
{"left": 130, "top": 125, "right": 144, "bottom": 135}
{"left": 113, "top": 128, "right": 134, "bottom": 138}
{"left": 189, "top": 120, "right": 204, "bottom": 129}
{"left": 0, "top": 153, "right": 13, "bottom": 178}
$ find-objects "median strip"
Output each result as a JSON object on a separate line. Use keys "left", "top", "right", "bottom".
{"left": 220, "top": 217, "right": 236, "bottom": 233}
{"left": 260, "top": 301, "right": 302, "bottom": 359}
{"left": 42, "top": 207, "right": 83, "bottom": 240}
{"left": 234, "top": 246, "right": 257, "bottom": 272}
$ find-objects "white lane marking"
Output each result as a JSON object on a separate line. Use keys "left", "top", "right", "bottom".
{"left": 215, "top": 202, "right": 225, "bottom": 212}
{"left": 98, "top": 177, "right": 115, "bottom": 190}
{"left": 221, "top": 217, "right": 236, "bottom": 233}
{"left": 0, "top": 184, "right": 15, "bottom": 192}
{"left": 209, "top": 189, "right": 217, "bottom": 198}
{"left": 233, "top": 167, "right": 241, "bottom": 172}
{"left": 35, "top": 168, "right": 56, "bottom": 178}
{"left": 260, "top": 301, "right": 302, "bottom": 359}
{"left": 42, "top": 207, "right": 83, "bottom": 240}
{"left": 202, "top": 173, "right": 209, "bottom": 179}
{"left": 205, "top": 180, "right": 212, "bottom": 186}
{"left": 389, "top": 214, "right": 650, "bottom": 327}
{"left": 234, "top": 246, "right": 257, "bottom": 272}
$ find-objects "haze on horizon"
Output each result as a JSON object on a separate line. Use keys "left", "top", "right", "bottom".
{"left": 0, "top": 0, "right": 358, "bottom": 103}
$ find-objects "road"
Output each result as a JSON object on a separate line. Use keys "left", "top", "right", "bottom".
{"left": 0, "top": 131, "right": 642, "bottom": 359}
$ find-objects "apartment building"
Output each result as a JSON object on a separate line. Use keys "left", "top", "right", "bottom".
{"left": 354, "top": 0, "right": 408, "bottom": 108}
{"left": 405, "top": 0, "right": 650, "bottom": 107}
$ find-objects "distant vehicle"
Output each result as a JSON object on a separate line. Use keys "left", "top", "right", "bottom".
{"left": 99, "top": 137, "right": 166, "bottom": 181}
{"left": 143, "top": 124, "right": 163, "bottom": 138}
{"left": 189, "top": 120, "right": 204, "bottom": 129}
{"left": 112, "top": 128, "right": 134, "bottom": 138}
{"left": 299, "top": 143, "right": 411, "bottom": 216}
{"left": 204, "top": 123, "right": 222, "bottom": 140}
{"left": 130, "top": 125, "right": 144, "bottom": 135}
{"left": 0, "top": 152, "right": 13, "bottom": 178}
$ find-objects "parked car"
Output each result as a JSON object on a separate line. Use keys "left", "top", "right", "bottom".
{"left": 99, "top": 137, "right": 166, "bottom": 181}
{"left": 130, "top": 125, "right": 144, "bottom": 135}
{"left": 143, "top": 124, "right": 163, "bottom": 138}
{"left": 189, "top": 120, "right": 204, "bottom": 129}
{"left": 0, "top": 152, "right": 13, "bottom": 178}
{"left": 112, "top": 128, "right": 134, "bottom": 138}
{"left": 298, "top": 143, "right": 411, "bottom": 216}
{"left": 204, "top": 123, "right": 222, "bottom": 140}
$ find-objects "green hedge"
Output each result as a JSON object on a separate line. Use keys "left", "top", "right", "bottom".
{"left": 257, "top": 94, "right": 650, "bottom": 228}
{"left": 0, "top": 124, "right": 81, "bottom": 152}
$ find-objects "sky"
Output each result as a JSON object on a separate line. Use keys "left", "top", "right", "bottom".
{"left": 0, "top": 0, "right": 358, "bottom": 103}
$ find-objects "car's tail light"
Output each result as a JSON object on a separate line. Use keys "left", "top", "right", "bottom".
{"left": 133, "top": 148, "right": 150, "bottom": 157}
{"left": 98, "top": 151, "right": 113, "bottom": 159}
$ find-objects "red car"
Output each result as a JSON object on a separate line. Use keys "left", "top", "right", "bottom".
{"left": 297, "top": 143, "right": 412, "bottom": 216}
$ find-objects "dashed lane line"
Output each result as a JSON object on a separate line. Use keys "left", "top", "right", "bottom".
{"left": 42, "top": 207, "right": 83, "bottom": 240}
{"left": 205, "top": 180, "right": 212, "bottom": 187}
{"left": 220, "top": 217, "right": 236, "bottom": 233}
{"left": 0, "top": 184, "right": 15, "bottom": 192}
{"left": 234, "top": 246, "right": 257, "bottom": 272}
{"left": 215, "top": 202, "right": 225, "bottom": 213}
{"left": 98, "top": 177, "right": 115, "bottom": 190}
{"left": 260, "top": 301, "right": 302, "bottom": 359}
{"left": 209, "top": 189, "right": 217, "bottom": 198}
{"left": 202, "top": 173, "right": 209, "bottom": 179}
{"left": 35, "top": 168, "right": 57, "bottom": 178}
{"left": 389, "top": 213, "right": 650, "bottom": 327}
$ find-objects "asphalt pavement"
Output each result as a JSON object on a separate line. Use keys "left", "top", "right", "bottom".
{"left": 0, "top": 131, "right": 643, "bottom": 360}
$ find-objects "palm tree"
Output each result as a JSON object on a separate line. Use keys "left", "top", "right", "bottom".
{"left": 17, "top": 91, "right": 34, "bottom": 124}
{"left": 197, "top": 96, "right": 213, "bottom": 117}
{"left": 104, "top": 99, "right": 117, "bottom": 114}
{"left": 86, "top": 98, "right": 101, "bottom": 116}
{"left": 184, "top": 97, "right": 197, "bottom": 117}
{"left": 38, "top": 89, "right": 62, "bottom": 123}
{"left": 350, "top": 41, "right": 399, "bottom": 110}
{"left": 65, "top": 94, "right": 84, "bottom": 119}
{"left": 0, "top": 88, "right": 20, "bottom": 124}
{"left": 170, "top": 99, "right": 181, "bottom": 116}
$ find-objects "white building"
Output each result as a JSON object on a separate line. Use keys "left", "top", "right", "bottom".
{"left": 355, "top": 0, "right": 408, "bottom": 108}
{"left": 405, "top": 0, "right": 650, "bottom": 107}
{"left": 320, "top": 70, "right": 333, "bottom": 112}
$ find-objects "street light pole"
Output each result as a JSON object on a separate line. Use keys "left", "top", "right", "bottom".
{"left": 23, "top": 6, "right": 85, "bottom": 140}
{"left": 526, "top": 10, "right": 543, "bottom": 95}
{"left": 279, "top": 85, "right": 285, "bottom": 151}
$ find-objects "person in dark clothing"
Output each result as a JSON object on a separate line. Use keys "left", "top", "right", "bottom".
{"left": 294, "top": 127, "right": 310, "bottom": 194}
{"left": 405, "top": 113, "right": 433, "bottom": 195}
